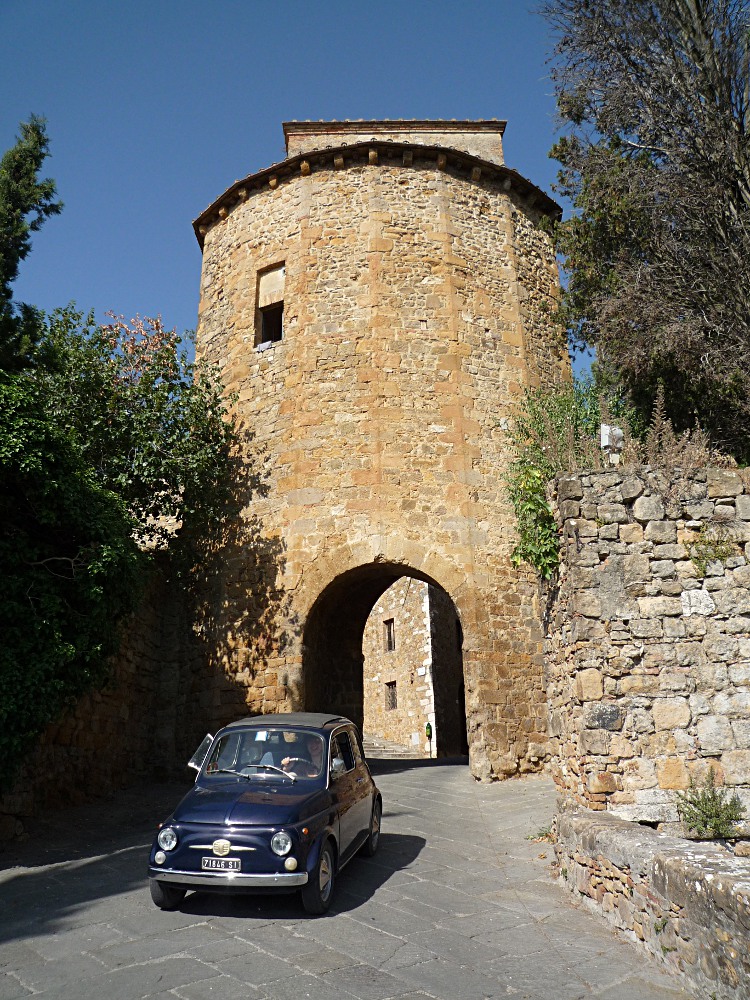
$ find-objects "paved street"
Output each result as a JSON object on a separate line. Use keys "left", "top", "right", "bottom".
{"left": 0, "top": 761, "right": 691, "bottom": 1000}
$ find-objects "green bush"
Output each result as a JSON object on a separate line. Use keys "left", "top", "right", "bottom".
{"left": 676, "top": 768, "right": 745, "bottom": 839}
{"left": 505, "top": 380, "right": 604, "bottom": 578}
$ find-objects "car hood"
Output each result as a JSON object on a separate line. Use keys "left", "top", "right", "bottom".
{"left": 172, "top": 781, "right": 330, "bottom": 827}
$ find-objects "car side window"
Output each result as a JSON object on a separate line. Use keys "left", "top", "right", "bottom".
{"left": 350, "top": 728, "right": 366, "bottom": 766}
{"left": 333, "top": 731, "right": 356, "bottom": 772}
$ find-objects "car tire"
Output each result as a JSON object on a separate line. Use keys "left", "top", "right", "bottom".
{"left": 361, "top": 798, "right": 382, "bottom": 857}
{"left": 301, "top": 839, "right": 335, "bottom": 915}
{"left": 149, "top": 879, "right": 186, "bottom": 910}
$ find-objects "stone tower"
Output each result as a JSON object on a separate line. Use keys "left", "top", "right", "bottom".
{"left": 194, "top": 120, "right": 567, "bottom": 779}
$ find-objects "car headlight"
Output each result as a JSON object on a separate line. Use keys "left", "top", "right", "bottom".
{"left": 270, "top": 831, "right": 292, "bottom": 856}
{"left": 157, "top": 827, "right": 178, "bottom": 851}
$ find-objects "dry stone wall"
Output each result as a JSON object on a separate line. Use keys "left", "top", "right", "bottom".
{"left": 556, "top": 810, "right": 750, "bottom": 1000}
{"left": 547, "top": 466, "right": 750, "bottom": 821}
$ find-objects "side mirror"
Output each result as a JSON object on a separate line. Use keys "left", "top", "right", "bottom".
{"left": 187, "top": 733, "right": 213, "bottom": 772}
{"left": 330, "top": 756, "right": 346, "bottom": 778}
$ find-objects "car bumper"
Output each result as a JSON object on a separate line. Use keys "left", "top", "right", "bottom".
{"left": 148, "top": 866, "right": 309, "bottom": 888}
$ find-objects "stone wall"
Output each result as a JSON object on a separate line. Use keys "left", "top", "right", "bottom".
{"left": 547, "top": 466, "right": 750, "bottom": 820}
{"left": 556, "top": 810, "right": 750, "bottom": 1000}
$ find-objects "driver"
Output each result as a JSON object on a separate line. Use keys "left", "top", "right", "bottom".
{"left": 281, "top": 735, "right": 324, "bottom": 777}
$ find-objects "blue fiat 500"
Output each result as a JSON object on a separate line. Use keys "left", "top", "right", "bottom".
{"left": 148, "top": 713, "right": 382, "bottom": 914}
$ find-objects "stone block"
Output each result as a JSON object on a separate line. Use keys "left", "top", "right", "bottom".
{"left": 696, "top": 715, "right": 734, "bottom": 753}
{"left": 644, "top": 520, "right": 677, "bottom": 544}
{"left": 633, "top": 495, "right": 665, "bottom": 522}
{"left": 631, "top": 618, "right": 663, "bottom": 639}
{"left": 681, "top": 589, "right": 716, "bottom": 617}
{"left": 619, "top": 522, "right": 644, "bottom": 544}
{"left": 656, "top": 756, "right": 689, "bottom": 789}
{"left": 624, "top": 554, "right": 650, "bottom": 587}
{"left": 579, "top": 728, "right": 611, "bottom": 754}
{"left": 620, "top": 477, "right": 644, "bottom": 502}
{"left": 558, "top": 476, "right": 584, "bottom": 501}
{"left": 599, "top": 503, "right": 629, "bottom": 524}
{"left": 708, "top": 468, "right": 743, "bottom": 497}
{"left": 587, "top": 771, "right": 618, "bottom": 793}
{"left": 575, "top": 668, "right": 604, "bottom": 702}
{"left": 735, "top": 494, "right": 750, "bottom": 520}
{"left": 559, "top": 499, "right": 580, "bottom": 520}
{"left": 572, "top": 593, "right": 601, "bottom": 618}
{"left": 584, "top": 703, "right": 624, "bottom": 731}
{"left": 723, "top": 749, "right": 750, "bottom": 784}
{"left": 619, "top": 674, "right": 660, "bottom": 696}
{"left": 653, "top": 698, "right": 691, "bottom": 730}
{"left": 637, "top": 595, "right": 682, "bottom": 617}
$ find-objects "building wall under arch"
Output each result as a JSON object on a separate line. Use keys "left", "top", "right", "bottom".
{"left": 195, "top": 124, "right": 568, "bottom": 779}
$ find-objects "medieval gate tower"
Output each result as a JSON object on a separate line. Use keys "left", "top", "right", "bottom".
{"left": 194, "top": 121, "right": 567, "bottom": 779}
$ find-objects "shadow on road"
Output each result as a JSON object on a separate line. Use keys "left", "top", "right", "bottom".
{"left": 367, "top": 755, "right": 469, "bottom": 777}
{"left": 172, "top": 831, "right": 426, "bottom": 920}
{"left": 0, "top": 777, "right": 427, "bottom": 943}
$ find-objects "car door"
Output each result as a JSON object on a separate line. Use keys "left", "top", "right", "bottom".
{"left": 330, "top": 728, "right": 372, "bottom": 861}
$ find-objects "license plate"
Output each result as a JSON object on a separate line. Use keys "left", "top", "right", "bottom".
{"left": 201, "top": 857, "right": 241, "bottom": 871}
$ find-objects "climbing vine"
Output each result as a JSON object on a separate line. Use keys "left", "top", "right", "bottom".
{"left": 505, "top": 380, "right": 604, "bottom": 579}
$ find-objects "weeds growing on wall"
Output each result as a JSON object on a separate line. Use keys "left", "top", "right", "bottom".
{"left": 676, "top": 767, "right": 745, "bottom": 840}
{"left": 505, "top": 380, "right": 732, "bottom": 580}
{"left": 504, "top": 379, "right": 605, "bottom": 578}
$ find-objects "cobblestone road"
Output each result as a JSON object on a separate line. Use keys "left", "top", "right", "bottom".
{"left": 0, "top": 762, "right": 692, "bottom": 1000}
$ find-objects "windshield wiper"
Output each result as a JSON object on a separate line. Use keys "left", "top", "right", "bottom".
{"left": 242, "top": 763, "right": 296, "bottom": 782}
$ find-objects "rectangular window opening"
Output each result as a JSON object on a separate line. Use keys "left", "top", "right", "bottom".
{"left": 384, "top": 618, "right": 395, "bottom": 652}
{"left": 255, "top": 263, "right": 285, "bottom": 346}
{"left": 385, "top": 681, "right": 397, "bottom": 711}
{"left": 260, "top": 302, "right": 283, "bottom": 343}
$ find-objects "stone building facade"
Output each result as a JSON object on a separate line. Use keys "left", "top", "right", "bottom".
{"left": 546, "top": 466, "right": 750, "bottom": 819}
{"left": 193, "top": 120, "right": 568, "bottom": 779}
{"left": 362, "top": 578, "right": 465, "bottom": 756}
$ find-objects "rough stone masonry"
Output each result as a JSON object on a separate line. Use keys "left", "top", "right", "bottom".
{"left": 192, "top": 120, "right": 569, "bottom": 780}
{"left": 547, "top": 465, "right": 750, "bottom": 819}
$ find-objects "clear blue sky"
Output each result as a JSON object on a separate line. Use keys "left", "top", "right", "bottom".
{"left": 2, "top": 0, "right": 583, "bottom": 365}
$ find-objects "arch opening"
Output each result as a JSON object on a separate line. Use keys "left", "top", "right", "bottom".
{"left": 301, "top": 562, "right": 468, "bottom": 757}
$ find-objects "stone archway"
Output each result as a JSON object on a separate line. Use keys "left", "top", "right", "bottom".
{"left": 301, "top": 562, "right": 467, "bottom": 757}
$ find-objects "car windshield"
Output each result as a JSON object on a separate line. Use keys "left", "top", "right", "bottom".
{"left": 203, "top": 728, "right": 327, "bottom": 781}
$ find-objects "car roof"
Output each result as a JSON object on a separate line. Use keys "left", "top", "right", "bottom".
{"left": 223, "top": 712, "right": 353, "bottom": 732}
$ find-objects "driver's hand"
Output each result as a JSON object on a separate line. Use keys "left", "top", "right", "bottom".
{"left": 281, "top": 757, "right": 292, "bottom": 768}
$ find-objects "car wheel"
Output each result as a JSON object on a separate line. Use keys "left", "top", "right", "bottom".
{"left": 361, "top": 798, "right": 382, "bottom": 857}
{"left": 149, "top": 879, "right": 186, "bottom": 910}
{"left": 302, "top": 839, "right": 335, "bottom": 914}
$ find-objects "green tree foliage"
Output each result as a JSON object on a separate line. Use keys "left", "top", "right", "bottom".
{"left": 505, "top": 380, "right": 604, "bottom": 578}
{"left": 0, "top": 120, "right": 237, "bottom": 781}
{"left": 42, "top": 308, "right": 236, "bottom": 554}
{"left": 0, "top": 117, "right": 62, "bottom": 368}
{"left": 541, "top": 1, "right": 750, "bottom": 460}
{"left": 0, "top": 373, "right": 143, "bottom": 762}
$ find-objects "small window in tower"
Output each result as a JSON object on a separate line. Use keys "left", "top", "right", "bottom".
{"left": 384, "top": 618, "right": 396, "bottom": 652}
{"left": 256, "top": 263, "right": 285, "bottom": 347}
{"left": 385, "top": 681, "right": 397, "bottom": 711}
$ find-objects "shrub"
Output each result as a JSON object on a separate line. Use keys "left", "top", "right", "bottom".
{"left": 676, "top": 768, "right": 745, "bottom": 840}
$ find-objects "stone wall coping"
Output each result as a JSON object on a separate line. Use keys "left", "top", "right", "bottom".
{"left": 282, "top": 119, "right": 509, "bottom": 138}
{"left": 558, "top": 809, "right": 750, "bottom": 884}
{"left": 192, "top": 139, "right": 561, "bottom": 247}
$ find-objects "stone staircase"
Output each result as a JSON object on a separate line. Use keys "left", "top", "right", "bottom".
{"left": 362, "top": 734, "right": 427, "bottom": 760}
